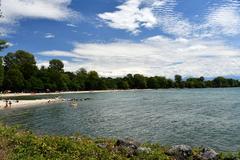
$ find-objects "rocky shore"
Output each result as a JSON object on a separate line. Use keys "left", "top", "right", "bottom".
{"left": 0, "top": 124, "right": 239, "bottom": 160}
{"left": 97, "top": 138, "right": 236, "bottom": 160}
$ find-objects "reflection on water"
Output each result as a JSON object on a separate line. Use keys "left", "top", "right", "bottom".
{"left": 1, "top": 88, "right": 240, "bottom": 151}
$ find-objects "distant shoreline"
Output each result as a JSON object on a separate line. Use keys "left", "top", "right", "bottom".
{"left": 1, "top": 88, "right": 240, "bottom": 98}
{"left": 0, "top": 90, "right": 129, "bottom": 98}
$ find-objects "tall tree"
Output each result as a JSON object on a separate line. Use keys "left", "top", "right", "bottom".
{"left": 0, "top": 57, "right": 4, "bottom": 88}
{"left": 3, "top": 67, "right": 25, "bottom": 91}
{"left": 49, "top": 59, "right": 64, "bottom": 72}
{"left": 85, "top": 71, "right": 100, "bottom": 90}
{"left": 4, "top": 50, "right": 37, "bottom": 79}
{"left": 0, "top": 40, "right": 8, "bottom": 88}
{"left": 133, "top": 74, "right": 147, "bottom": 89}
{"left": 175, "top": 75, "right": 183, "bottom": 88}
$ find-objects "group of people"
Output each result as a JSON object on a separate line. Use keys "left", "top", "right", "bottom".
{"left": 2, "top": 100, "right": 19, "bottom": 109}
{"left": 4, "top": 100, "right": 12, "bottom": 108}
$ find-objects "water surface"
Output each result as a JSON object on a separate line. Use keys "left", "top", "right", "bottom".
{"left": 1, "top": 88, "right": 240, "bottom": 151}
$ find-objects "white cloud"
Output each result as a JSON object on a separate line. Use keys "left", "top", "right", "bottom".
{"left": 0, "top": 0, "right": 79, "bottom": 36}
{"left": 98, "top": 0, "right": 240, "bottom": 38}
{"left": 6, "top": 42, "right": 14, "bottom": 47}
{"left": 38, "top": 36, "right": 240, "bottom": 78}
{"left": 206, "top": 1, "right": 240, "bottom": 36}
{"left": 98, "top": 0, "right": 158, "bottom": 35}
{"left": 67, "top": 23, "right": 78, "bottom": 27}
{"left": 44, "top": 33, "right": 55, "bottom": 39}
{"left": 98, "top": 0, "right": 193, "bottom": 36}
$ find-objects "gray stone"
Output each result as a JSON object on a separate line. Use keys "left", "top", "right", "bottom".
{"left": 167, "top": 145, "right": 192, "bottom": 160}
{"left": 97, "top": 143, "right": 108, "bottom": 149}
{"left": 200, "top": 148, "right": 218, "bottom": 160}
{"left": 137, "top": 147, "right": 151, "bottom": 154}
{"left": 115, "top": 138, "right": 140, "bottom": 150}
{"left": 114, "top": 138, "right": 141, "bottom": 157}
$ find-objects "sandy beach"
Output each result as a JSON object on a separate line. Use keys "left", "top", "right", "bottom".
{"left": 0, "top": 90, "right": 133, "bottom": 110}
{"left": 0, "top": 98, "right": 64, "bottom": 110}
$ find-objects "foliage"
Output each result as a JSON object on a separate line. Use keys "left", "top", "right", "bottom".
{"left": 0, "top": 124, "right": 239, "bottom": 160}
{"left": 0, "top": 124, "right": 170, "bottom": 160}
{"left": 0, "top": 57, "right": 4, "bottom": 88}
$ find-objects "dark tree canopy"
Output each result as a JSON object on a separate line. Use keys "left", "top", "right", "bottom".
{"left": 0, "top": 40, "right": 8, "bottom": 88}
{"left": 0, "top": 57, "right": 4, "bottom": 88}
{"left": 49, "top": 59, "right": 64, "bottom": 72}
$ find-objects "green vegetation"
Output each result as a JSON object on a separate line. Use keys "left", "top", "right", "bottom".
{"left": 0, "top": 124, "right": 239, "bottom": 160}
{"left": 0, "top": 124, "right": 168, "bottom": 160}
{"left": 1, "top": 41, "right": 240, "bottom": 92}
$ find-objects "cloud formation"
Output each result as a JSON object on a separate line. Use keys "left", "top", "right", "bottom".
{"left": 39, "top": 36, "right": 240, "bottom": 78}
{"left": 98, "top": 0, "right": 158, "bottom": 35}
{"left": 0, "top": 0, "right": 79, "bottom": 36}
{"left": 44, "top": 33, "right": 55, "bottom": 39}
{"left": 98, "top": 0, "right": 240, "bottom": 38}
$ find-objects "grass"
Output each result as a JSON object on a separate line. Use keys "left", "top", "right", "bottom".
{"left": 0, "top": 124, "right": 239, "bottom": 160}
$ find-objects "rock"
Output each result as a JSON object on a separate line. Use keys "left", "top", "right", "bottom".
{"left": 97, "top": 143, "right": 108, "bottom": 149}
{"left": 137, "top": 147, "right": 151, "bottom": 154}
{"left": 115, "top": 138, "right": 140, "bottom": 150}
{"left": 167, "top": 145, "right": 192, "bottom": 160}
{"left": 200, "top": 148, "right": 218, "bottom": 160}
{"left": 114, "top": 138, "right": 141, "bottom": 157}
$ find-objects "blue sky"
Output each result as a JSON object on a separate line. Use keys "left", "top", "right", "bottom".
{"left": 1, "top": 0, "right": 240, "bottom": 78}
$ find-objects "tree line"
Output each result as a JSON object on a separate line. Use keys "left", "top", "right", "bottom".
{"left": 0, "top": 40, "right": 240, "bottom": 92}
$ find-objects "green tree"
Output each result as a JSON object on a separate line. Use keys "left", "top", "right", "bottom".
{"left": 49, "top": 59, "right": 64, "bottom": 72}
{"left": 29, "top": 76, "right": 44, "bottom": 91}
{"left": 4, "top": 50, "right": 37, "bottom": 79}
{"left": 175, "top": 75, "right": 183, "bottom": 88}
{"left": 213, "top": 77, "right": 229, "bottom": 87}
{"left": 47, "top": 59, "right": 68, "bottom": 91}
{"left": 0, "top": 40, "right": 8, "bottom": 88}
{"left": 124, "top": 74, "right": 134, "bottom": 88}
{"left": 147, "top": 77, "right": 159, "bottom": 89}
{"left": 3, "top": 67, "right": 25, "bottom": 91}
{"left": 85, "top": 71, "right": 100, "bottom": 90}
{"left": 156, "top": 76, "right": 167, "bottom": 88}
{"left": 117, "top": 80, "right": 129, "bottom": 89}
{"left": 0, "top": 57, "right": 4, "bottom": 88}
{"left": 133, "top": 74, "right": 147, "bottom": 89}
{"left": 75, "top": 68, "right": 88, "bottom": 90}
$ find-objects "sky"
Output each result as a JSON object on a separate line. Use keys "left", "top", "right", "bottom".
{"left": 1, "top": 0, "right": 240, "bottom": 78}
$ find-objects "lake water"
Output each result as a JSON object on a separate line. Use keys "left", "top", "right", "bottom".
{"left": 1, "top": 88, "right": 240, "bottom": 151}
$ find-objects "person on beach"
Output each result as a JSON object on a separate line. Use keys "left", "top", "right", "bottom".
{"left": 9, "top": 101, "right": 12, "bottom": 108}
{"left": 5, "top": 100, "right": 8, "bottom": 108}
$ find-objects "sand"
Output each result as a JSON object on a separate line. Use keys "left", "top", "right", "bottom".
{"left": 0, "top": 98, "right": 64, "bottom": 110}
{"left": 0, "top": 90, "right": 132, "bottom": 110}
{"left": 0, "top": 90, "right": 126, "bottom": 98}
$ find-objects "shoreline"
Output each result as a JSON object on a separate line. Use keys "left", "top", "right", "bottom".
{"left": 1, "top": 87, "right": 240, "bottom": 98}
{"left": 0, "top": 98, "right": 64, "bottom": 110}
{"left": 0, "top": 90, "right": 128, "bottom": 98}
{"left": 0, "top": 124, "right": 237, "bottom": 159}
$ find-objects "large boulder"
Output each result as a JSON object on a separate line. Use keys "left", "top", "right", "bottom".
{"left": 167, "top": 145, "right": 192, "bottom": 160}
{"left": 115, "top": 138, "right": 140, "bottom": 150}
{"left": 114, "top": 138, "right": 141, "bottom": 157}
{"left": 199, "top": 148, "right": 218, "bottom": 160}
